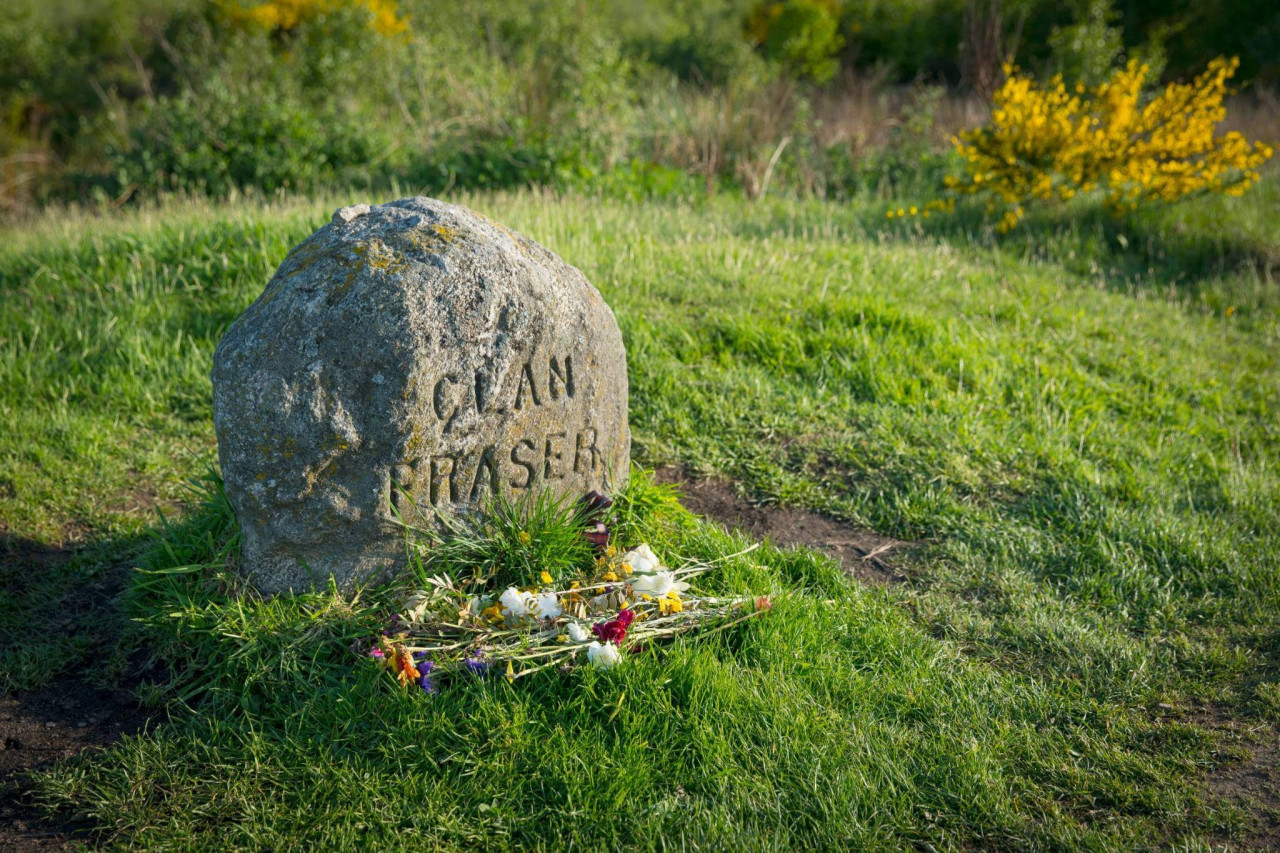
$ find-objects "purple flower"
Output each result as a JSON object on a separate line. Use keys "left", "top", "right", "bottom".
{"left": 418, "top": 660, "right": 438, "bottom": 695}
{"left": 464, "top": 653, "right": 489, "bottom": 675}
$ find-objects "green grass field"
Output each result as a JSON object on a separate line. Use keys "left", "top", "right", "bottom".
{"left": 2, "top": 182, "right": 1279, "bottom": 850}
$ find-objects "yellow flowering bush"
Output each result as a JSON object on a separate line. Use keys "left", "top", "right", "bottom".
{"left": 219, "top": 0, "right": 409, "bottom": 38}
{"left": 902, "top": 56, "right": 1273, "bottom": 232}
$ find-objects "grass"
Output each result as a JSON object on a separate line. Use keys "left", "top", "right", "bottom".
{"left": 2, "top": 180, "right": 1279, "bottom": 849}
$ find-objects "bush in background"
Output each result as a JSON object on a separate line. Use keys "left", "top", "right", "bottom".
{"left": 912, "top": 56, "right": 1274, "bottom": 231}
{"left": 0, "top": 0, "right": 1276, "bottom": 213}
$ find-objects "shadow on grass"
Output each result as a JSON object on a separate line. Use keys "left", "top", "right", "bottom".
{"left": 915, "top": 199, "right": 1280, "bottom": 291}
{"left": 734, "top": 188, "right": 1278, "bottom": 296}
{"left": 0, "top": 528, "right": 168, "bottom": 851}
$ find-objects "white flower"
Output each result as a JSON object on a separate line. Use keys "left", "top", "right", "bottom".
{"left": 501, "top": 587, "right": 561, "bottom": 621}
{"left": 534, "top": 592, "right": 561, "bottom": 620}
{"left": 629, "top": 570, "right": 690, "bottom": 598}
{"left": 587, "top": 641, "right": 621, "bottom": 668}
{"left": 500, "top": 586, "right": 533, "bottom": 619}
{"left": 622, "top": 543, "right": 662, "bottom": 574}
{"left": 566, "top": 622, "right": 590, "bottom": 643}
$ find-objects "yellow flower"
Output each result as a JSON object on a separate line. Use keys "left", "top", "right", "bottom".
{"left": 220, "top": 0, "right": 409, "bottom": 38}
{"left": 517, "top": 531, "right": 532, "bottom": 545}
{"left": 658, "top": 591, "right": 684, "bottom": 615}
{"left": 481, "top": 605, "right": 504, "bottom": 624}
{"left": 540, "top": 570, "right": 553, "bottom": 585}
{"left": 602, "top": 571, "right": 618, "bottom": 582}
{"left": 621, "top": 562, "right": 633, "bottom": 575}
{"left": 935, "top": 56, "right": 1270, "bottom": 230}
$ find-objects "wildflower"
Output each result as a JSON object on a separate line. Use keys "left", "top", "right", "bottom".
{"left": 534, "top": 592, "right": 562, "bottom": 620}
{"left": 756, "top": 596, "right": 773, "bottom": 612}
{"left": 592, "top": 618, "right": 627, "bottom": 644}
{"left": 388, "top": 645, "right": 419, "bottom": 686}
{"left": 620, "top": 562, "right": 633, "bottom": 575}
{"left": 602, "top": 571, "right": 619, "bottom": 582}
{"left": 659, "top": 592, "right": 684, "bottom": 615}
{"left": 418, "top": 660, "right": 438, "bottom": 694}
{"left": 463, "top": 653, "right": 489, "bottom": 675}
{"left": 501, "top": 587, "right": 560, "bottom": 621}
{"left": 630, "top": 570, "right": 688, "bottom": 598}
{"left": 566, "top": 622, "right": 590, "bottom": 643}
{"left": 540, "top": 570, "right": 554, "bottom": 585}
{"left": 500, "top": 587, "right": 533, "bottom": 620}
{"left": 939, "top": 56, "right": 1272, "bottom": 230}
{"left": 517, "top": 530, "right": 532, "bottom": 545}
{"left": 621, "top": 543, "right": 662, "bottom": 574}
{"left": 615, "top": 608, "right": 636, "bottom": 628}
{"left": 587, "top": 641, "right": 622, "bottom": 668}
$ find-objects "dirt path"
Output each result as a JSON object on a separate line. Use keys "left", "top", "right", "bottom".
{"left": 0, "top": 685, "right": 148, "bottom": 852}
{"left": 653, "top": 465, "right": 910, "bottom": 584}
{"left": 0, "top": 535, "right": 151, "bottom": 852}
{"left": 1196, "top": 704, "right": 1280, "bottom": 850}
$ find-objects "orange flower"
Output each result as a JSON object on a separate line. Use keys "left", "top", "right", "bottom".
{"left": 386, "top": 643, "right": 420, "bottom": 686}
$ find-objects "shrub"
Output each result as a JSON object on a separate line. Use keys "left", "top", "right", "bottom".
{"left": 217, "top": 0, "right": 409, "bottom": 38}
{"left": 1047, "top": 0, "right": 1125, "bottom": 88}
{"left": 912, "top": 56, "right": 1274, "bottom": 231}
{"left": 108, "top": 81, "right": 389, "bottom": 196}
{"left": 745, "top": 0, "right": 845, "bottom": 83}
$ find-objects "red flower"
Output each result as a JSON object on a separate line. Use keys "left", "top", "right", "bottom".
{"left": 616, "top": 608, "right": 635, "bottom": 628}
{"left": 592, "top": 619, "right": 627, "bottom": 644}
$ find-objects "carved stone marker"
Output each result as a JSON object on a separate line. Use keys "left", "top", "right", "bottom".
{"left": 212, "top": 198, "right": 630, "bottom": 593}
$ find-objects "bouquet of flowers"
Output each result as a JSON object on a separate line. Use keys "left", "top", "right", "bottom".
{"left": 364, "top": 493, "right": 772, "bottom": 694}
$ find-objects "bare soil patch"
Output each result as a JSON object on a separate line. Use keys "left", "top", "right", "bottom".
{"left": 0, "top": 535, "right": 150, "bottom": 852}
{"left": 1189, "top": 703, "right": 1280, "bottom": 850}
{"left": 0, "top": 686, "right": 148, "bottom": 852}
{"left": 653, "top": 465, "right": 910, "bottom": 584}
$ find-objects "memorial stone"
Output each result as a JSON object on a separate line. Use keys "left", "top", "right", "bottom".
{"left": 212, "top": 198, "right": 630, "bottom": 593}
